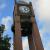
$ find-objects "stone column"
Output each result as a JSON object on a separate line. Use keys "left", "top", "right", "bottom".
{"left": 28, "top": 34, "right": 36, "bottom": 50}
{"left": 14, "top": 15, "right": 23, "bottom": 50}
{"left": 31, "top": 17, "right": 44, "bottom": 50}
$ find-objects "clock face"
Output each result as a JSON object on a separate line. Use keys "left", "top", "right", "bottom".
{"left": 19, "top": 6, "right": 30, "bottom": 13}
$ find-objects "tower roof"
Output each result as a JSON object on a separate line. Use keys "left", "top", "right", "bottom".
{"left": 15, "top": 0, "right": 32, "bottom": 5}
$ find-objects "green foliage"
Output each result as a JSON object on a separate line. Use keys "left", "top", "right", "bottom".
{"left": 0, "top": 35, "right": 11, "bottom": 50}
{"left": 2, "top": 35, "right": 11, "bottom": 50}
{"left": 0, "top": 25, "right": 11, "bottom": 50}
{"left": 0, "top": 24, "right": 5, "bottom": 33}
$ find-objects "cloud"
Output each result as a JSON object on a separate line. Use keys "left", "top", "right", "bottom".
{"left": 44, "top": 41, "right": 50, "bottom": 50}
{"left": 32, "top": 0, "right": 50, "bottom": 20}
{"left": 1, "top": 16, "right": 13, "bottom": 30}
{"left": 32, "top": 0, "right": 50, "bottom": 36}
{"left": 0, "top": 4, "right": 6, "bottom": 9}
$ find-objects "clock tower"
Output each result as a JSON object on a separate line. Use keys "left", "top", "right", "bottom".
{"left": 12, "top": 0, "right": 44, "bottom": 50}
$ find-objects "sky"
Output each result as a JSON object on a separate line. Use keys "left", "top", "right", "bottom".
{"left": 0, "top": 0, "right": 50, "bottom": 50}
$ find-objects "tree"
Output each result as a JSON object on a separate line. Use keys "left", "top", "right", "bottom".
{"left": 0, "top": 24, "right": 5, "bottom": 33}
{"left": 0, "top": 24, "right": 5, "bottom": 50}
{"left": 0, "top": 24, "right": 11, "bottom": 50}
{"left": 2, "top": 35, "right": 11, "bottom": 50}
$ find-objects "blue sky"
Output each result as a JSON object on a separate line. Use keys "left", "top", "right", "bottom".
{"left": 0, "top": 0, "right": 50, "bottom": 50}
{"left": 0, "top": 0, "right": 14, "bottom": 50}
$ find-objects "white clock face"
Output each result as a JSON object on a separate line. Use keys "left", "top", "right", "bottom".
{"left": 19, "top": 6, "right": 30, "bottom": 13}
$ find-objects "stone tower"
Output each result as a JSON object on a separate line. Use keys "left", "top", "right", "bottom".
{"left": 12, "top": 0, "right": 44, "bottom": 50}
